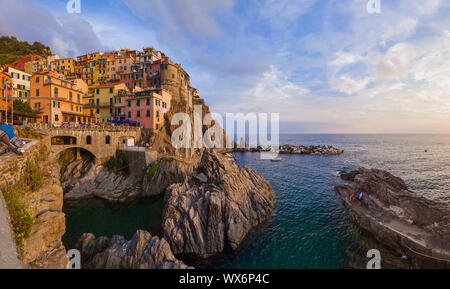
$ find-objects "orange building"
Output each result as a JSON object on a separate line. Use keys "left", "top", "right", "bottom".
{"left": 0, "top": 71, "right": 13, "bottom": 123}
{"left": 29, "top": 72, "right": 85, "bottom": 125}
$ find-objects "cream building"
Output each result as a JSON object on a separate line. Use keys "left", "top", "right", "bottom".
{"left": 4, "top": 66, "right": 31, "bottom": 98}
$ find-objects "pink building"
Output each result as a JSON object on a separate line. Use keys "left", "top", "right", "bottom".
{"left": 124, "top": 89, "right": 171, "bottom": 130}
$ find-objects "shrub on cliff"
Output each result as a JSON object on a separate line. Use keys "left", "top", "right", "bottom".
{"left": 103, "top": 151, "right": 129, "bottom": 175}
{"left": 2, "top": 184, "right": 34, "bottom": 255}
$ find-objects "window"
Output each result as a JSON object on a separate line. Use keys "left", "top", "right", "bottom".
{"left": 58, "top": 102, "right": 60, "bottom": 108}
{"left": 137, "top": 111, "right": 141, "bottom": 117}
{"left": 55, "top": 114, "right": 59, "bottom": 121}
{"left": 86, "top": 135, "right": 92, "bottom": 145}
{"left": 146, "top": 110, "right": 150, "bottom": 117}
{"left": 105, "top": 136, "right": 111, "bottom": 145}
{"left": 36, "top": 89, "right": 39, "bottom": 96}
{"left": 54, "top": 87, "right": 58, "bottom": 98}
{"left": 128, "top": 111, "right": 131, "bottom": 118}
{"left": 128, "top": 101, "right": 131, "bottom": 107}
{"left": 96, "top": 89, "right": 100, "bottom": 94}
{"left": 156, "top": 111, "right": 159, "bottom": 117}
{"left": 146, "top": 98, "right": 150, "bottom": 106}
{"left": 109, "top": 88, "right": 113, "bottom": 93}
{"left": 78, "top": 94, "right": 81, "bottom": 103}
{"left": 36, "top": 77, "right": 40, "bottom": 83}
{"left": 69, "top": 92, "right": 73, "bottom": 101}
{"left": 172, "top": 74, "right": 175, "bottom": 78}
{"left": 137, "top": 99, "right": 140, "bottom": 107}
{"left": 71, "top": 105, "right": 74, "bottom": 111}
{"left": 96, "top": 108, "right": 100, "bottom": 114}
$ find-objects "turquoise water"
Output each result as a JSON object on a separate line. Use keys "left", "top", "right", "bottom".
{"left": 63, "top": 196, "right": 164, "bottom": 249}
{"left": 62, "top": 134, "right": 450, "bottom": 268}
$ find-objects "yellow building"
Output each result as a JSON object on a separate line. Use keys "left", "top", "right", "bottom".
{"left": 58, "top": 58, "right": 76, "bottom": 77}
{"left": 92, "top": 82, "right": 129, "bottom": 123}
{"left": 76, "top": 52, "right": 108, "bottom": 88}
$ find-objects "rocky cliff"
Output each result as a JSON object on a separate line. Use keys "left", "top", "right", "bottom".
{"left": 162, "top": 149, "right": 275, "bottom": 259}
{"left": 335, "top": 168, "right": 450, "bottom": 268}
{"left": 74, "top": 230, "right": 193, "bottom": 269}
{"left": 22, "top": 165, "right": 67, "bottom": 269}
{"left": 62, "top": 161, "right": 140, "bottom": 202}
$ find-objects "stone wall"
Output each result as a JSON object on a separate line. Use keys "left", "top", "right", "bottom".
{"left": 0, "top": 140, "right": 41, "bottom": 189}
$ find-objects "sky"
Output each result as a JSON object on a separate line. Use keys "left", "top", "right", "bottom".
{"left": 0, "top": 0, "right": 449, "bottom": 133}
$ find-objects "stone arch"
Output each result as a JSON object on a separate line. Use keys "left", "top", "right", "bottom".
{"left": 51, "top": 136, "right": 77, "bottom": 145}
{"left": 57, "top": 147, "right": 97, "bottom": 163}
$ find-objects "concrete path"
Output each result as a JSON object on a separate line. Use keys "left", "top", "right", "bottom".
{"left": 0, "top": 193, "right": 23, "bottom": 269}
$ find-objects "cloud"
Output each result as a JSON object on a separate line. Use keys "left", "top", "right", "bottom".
{"left": 123, "top": 0, "right": 234, "bottom": 43}
{"left": 0, "top": 0, "right": 106, "bottom": 57}
{"left": 331, "top": 74, "right": 372, "bottom": 94}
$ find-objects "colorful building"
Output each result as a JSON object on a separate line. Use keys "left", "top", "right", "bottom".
{"left": 29, "top": 72, "right": 85, "bottom": 124}
{"left": 92, "top": 82, "right": 130, "bottom": 123}
{"left": 124, "top": 89, "right": 171, "bottom": 130}
{"left": 24, "top": 55, "right": 60, "bottom": 74}
{"left": 57, "top": 58, "right": 76, "bottom": 77}
{"left": 3, "top": 67, "right": 31, "bottom": 98}
{"left": 0, "top": 71, "right": 13, "bottom": 123}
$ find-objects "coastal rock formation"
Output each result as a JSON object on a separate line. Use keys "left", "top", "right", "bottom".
{"left": 142, "top": 158, "right": 196, "bottom": 197}
{"left": 335, "top": 168, "right": 450, "bottom": 268}
{"left": 63, "top": 161, "right": 140, "bottom": 202}
{"left": 23, "top": 152, "right": 68, "bottom": 269}
{"left": 235, "top": 144, "right": 344, "bottom": 155}
{"left": 74, "top": 230, "right": 193, "bottom": 269}
{"left": 162, "top": 149, "right": 275, "bottom": 259}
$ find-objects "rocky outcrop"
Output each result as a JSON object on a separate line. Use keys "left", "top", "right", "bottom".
{"left": 235, "top": 144, "right": 344, "bottom": 155}
{"left": 162, "top": 149, "right": 275, "bottom": 259}
{"left": 63, "top": 161, "right": 140, "bottom": 202}
{"left": 335, "top": 168, "right": 450, "bottom": 268}
{"left": 142, "top": 158, "right": 196, "bottom": 197}
{"left": 74, "top": 230, "right": 193, "bottom": 269}
{"left": 23, "top": 154, "right": 68, "bottom": 269}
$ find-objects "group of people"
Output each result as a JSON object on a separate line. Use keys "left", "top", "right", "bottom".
{"left": 0, "top": 123, "right": 23, "bottom": 155}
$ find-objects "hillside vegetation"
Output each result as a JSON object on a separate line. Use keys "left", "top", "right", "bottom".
{"left": 0, "top": 36, "right": 51, "bottom": 66}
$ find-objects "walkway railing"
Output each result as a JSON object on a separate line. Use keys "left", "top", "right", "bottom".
{"left": 28, "top": 123, "right": 140, "bottom": 132}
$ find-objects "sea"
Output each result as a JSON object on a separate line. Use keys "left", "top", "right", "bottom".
{"left": 63, "top": 134, "right": 450, "bottom": 269}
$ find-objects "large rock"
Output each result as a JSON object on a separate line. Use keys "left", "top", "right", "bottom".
{"left": 74, "top": 230, "right": 193, "bottom": 269}
{"left": 162, "top": 149, "right": 275, "bottom": 259}
{"left": 142, "top": 158, "right": 195, "bottom": 197}
{"left": 22, "top": 164, "right": 68, "bottom": 269}
{"left": 63, "top": 162, "right": 139, "bottom": 202}
{"left": 335, "top": 168, "right": 450, "bottom": 268}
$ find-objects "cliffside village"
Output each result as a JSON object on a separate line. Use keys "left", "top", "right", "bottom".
{"left": 0, "top": 48, "right": 203, "bottom": 131}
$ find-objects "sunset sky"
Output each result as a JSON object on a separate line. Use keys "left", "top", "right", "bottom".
{"left": 1, "top": 0, "right": 449, "bottom": 133}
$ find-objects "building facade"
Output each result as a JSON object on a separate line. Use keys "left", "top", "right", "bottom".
{"left": 124, "top": 89, "right": 171, "bottom": 130}
{"left": 29, "top": 72, "right": 85, "bottom": 124}
{"left": 92, "top": 82, "right": 130, "bottom": 123}
{"left": 4, "top": 67, "right": 31, "bottom": 98}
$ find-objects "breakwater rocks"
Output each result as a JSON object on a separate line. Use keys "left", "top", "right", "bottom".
{"left": 335, "top": 168, "right": 450, "bottom": 268}
{"left": 75, "top": 230, "right": 193, "bottom": 269}
{"left": 234, "top": 144, "right": 344, "bottom": 155}
{"left": 162, "top": 149, "right": 275, "bottom": 259}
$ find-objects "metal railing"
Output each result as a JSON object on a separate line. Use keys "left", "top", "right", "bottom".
{"left": 28, "top": 123, "right": 140, "bottom": 131}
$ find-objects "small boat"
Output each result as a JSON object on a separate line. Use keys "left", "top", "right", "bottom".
{"left": 271, "top": 158, "right": 282, "bottom": 162}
